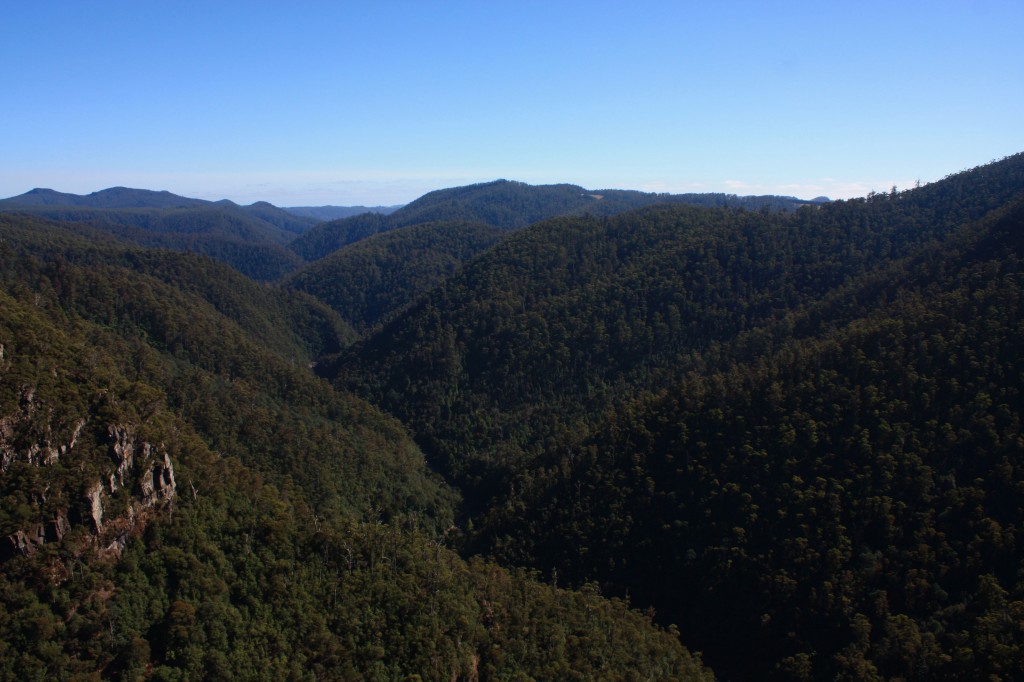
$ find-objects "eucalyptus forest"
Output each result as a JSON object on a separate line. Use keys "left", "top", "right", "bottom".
{"left": 1, "top": 154, "right": 1022, "bottom": 680}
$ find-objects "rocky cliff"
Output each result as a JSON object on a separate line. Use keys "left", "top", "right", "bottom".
{"left": 0, "top": 388, "right": 176, "bottom": 562}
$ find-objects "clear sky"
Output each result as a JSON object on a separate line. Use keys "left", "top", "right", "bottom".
{"left": 2, "top": 1, "right": 1022, "bottom": 206}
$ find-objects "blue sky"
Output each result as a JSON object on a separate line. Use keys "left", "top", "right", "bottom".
{"left": 2, "top": 1, "right": 1022, "bottom": 206}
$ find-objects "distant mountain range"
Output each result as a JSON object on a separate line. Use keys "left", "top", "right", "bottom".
{"left": 1, "top": 186, "right": 213, "bottom": 209}
{"left": 287, "top": 179, "right": 825, "bottom": 261}
{"left": 0, "top": 182, "right": 827, "bottom": 280}
{"left": 283, "top": 204, "right": 404, "bottom": 221}
{"left": 0, "top": 187, "right": 323, "bottom": 280}
{"left": 0, "top": 182, "right": 822, "bottom": 223}
{"left": 0, "top": 186, "right": 316, "bottom": 234}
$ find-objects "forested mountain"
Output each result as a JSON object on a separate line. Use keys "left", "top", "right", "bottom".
{"left": 284, "top": 204, "right": 403, "bottom": 221}
{"left": 334, "top": 155, "right": 1024, "bottom": 487}
{"left": 283, "top": 221, "right": 505, "bottom": 332}
{"left": 0, "top": 214, "right": 419, "bottom": 524}
{"left": 288, "top": 212, "right": 393, "bottom": 262}
{"left": 332, "top": 153, "right": 1024, "bottom": 679}
{"left": 0, "top": 182, "right": 814, "bottom": 280}
{"left": 0, "top": 212, "right": 710, "bottom": 680}
{"left": 389, "top": 180, "right": 814, "bottom": 229}
{"left": 0, "top": 187, "right": 316, "bottom": 236}
{"left": 387, "top": 180, "right": 604, "bottom": 229}
{"left": 0, "top": 189, "right": 316, "bottom": 281}
{"left": 287, "top": 179, "right": 815, "bottom": 262}
{"left": 474, "top": 195, "right": 1024, "bottom": 679}
{"left": 3, "top": 154, "right": 1023, "bottom": 680}
{"left": 231, "top": 201, "right": 319, "bottom": 236}
{"left": 0, "top": 187, "right": 211, "bottom": 209}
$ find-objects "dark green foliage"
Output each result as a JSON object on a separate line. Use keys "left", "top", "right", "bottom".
{"left": 0, "top": 187, "right": 316, "bottom": 237}
{"left": 335, "top": 153, "right": 1024, "bottom": 678}
{"left": 0, "top": 189, "right": 317, "bottom": 280}
{"left": 0, "top": 205, "right": 295, "bottom": 244}
{"left": 5, "top": 152, "right": 1024, "bottom": 680}
{"left": 337, "top": 154, "right": 1024, "bottom": 499}
{"left": 475, "top": 199, "right": 1024, "bottom": 678}
{"left": 287, "top": 179, "right": 815, "bottom": 262}
{"left": 284, "top": 221, "right": 505, "bottom": 332}
{"left": 390, "top": 180, "right": 605, "bottom": 229}
{"left": 235, "top": 200, "right": 318, "bottom": 236}
{"left": 0, "top": 302, "right": 708, "bottom": 678}
{"left": 0, "top": 214, "right": 353, "bottom": 362}
{"left": 0, "top": 210, "right": 709, "bottom": 679}
{"left": 0, "top": 213, "right": 442, "bottom": 527}
{"left": 389, "top": 180, "right": 813, "bottom": 230}
{"left": 287, "top": 212, "right": 392, "bottom": 263}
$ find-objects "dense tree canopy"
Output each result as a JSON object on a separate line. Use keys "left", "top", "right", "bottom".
{"left": 0, "top": 211, "right": 710, "bottom": 680}
{"left": 473, "top": 196, "right": 1024, "bottom": 679}
{"left": 0, "top": 189, "right": 315, "bottom": 280}
{"left": 2, "top": 153, "right": 1023, "bottom": 679}
{"left": 286, "top": 179, "right": 817, "bottom": 263}
{"left": 284, "top": 221, "right": 505, "bottom": 332}
{"left": 333, "top": 153, "right": 1024, "bottom": 678}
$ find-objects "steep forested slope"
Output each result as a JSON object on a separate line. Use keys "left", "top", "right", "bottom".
{"left": 5, "top": 154, "right": 1023, "bottom": 680}
{"left": 287, "top": 179, "right": 815, "bottom": 262}
{"left": 0, "top": 187, "right": 316, "bottom": 236}
{"left": 475, "top": 196, "right": 1024, "bottom": 679}
{"left": 287, "top": 212, "right": 392, "bottom": 262}
{"left": 0, "top": 213, "right": 450, "bottom": 527}
{"left": 334, "top": 154, "right": 1024, "bottom": 496}
{"left": 233, "top": 200, "right": 318, "bottom": 236}
{"left": 0, "top": 189, "right": 315, "bottom": 280}
{"left": 284, "top": 221, "right": 505, "bottom": 332}
{"left": 0, "top": 213, "right": 711, "bottom": 680}
{"left": 388, "top": 180, "right": 813, "bottom": 229}
{"left": 333, "top": 153, "right": 1024, "bottom": 679}
{"left": 0, "top": 215, "right": 352, "bottom": 364}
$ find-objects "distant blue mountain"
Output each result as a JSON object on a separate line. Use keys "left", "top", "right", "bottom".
{"left": 1, "top": 186, "right": 212, "bottom": 209}
{"left": 0, "top": 187, "right": 317, "bottom": 280}
{"left": 288, "top": 179, "right": 823, "bottom": 262}
{"left": 283, "top": 205, "right": 403, "bottom": 221}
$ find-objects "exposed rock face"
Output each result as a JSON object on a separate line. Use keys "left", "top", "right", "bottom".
{"left": 87, "top": 480, "right": 105, "bottom": 534}
{"left": 105, "top": 424, "right": 177, "bottom": 506}
{"left": 0, "top": 387, "right": 86, "bottom": 472}
{"left": 139, "top": 451, "right": 177, "bottom": 507}
{"left": 4, "top": 527, "right": 44, "bottom": 558}
{"left": 84, "top": 425, "right": 178, "bottom": 557}
{"left": 1, "top": 509, "right": 70, "bottom": 560}
{"left": 48, "top": 509, "right": 70, "bottom": 542}
{"left": 1, "top": 410, "right": 177, "bottom": 564}
{"left": 0, "top": 387, "right": 37, "bottom": 472}
{"left": 109, "top": 424, "right": 135, "bottom": 492}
